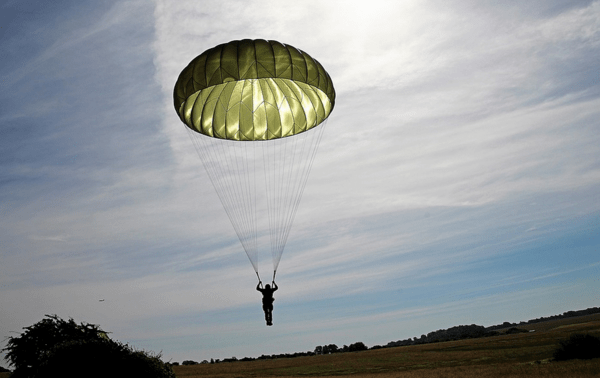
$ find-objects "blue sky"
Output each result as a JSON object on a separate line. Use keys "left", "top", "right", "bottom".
{"left": 1, "top": 0, "right": 599, "bottom": 367}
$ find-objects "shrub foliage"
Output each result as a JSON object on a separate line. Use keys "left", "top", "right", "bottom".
{"left": 553, "top": 333, "right": 600, "bottom": 361}
{"left": 2, "top": 314, "right": 108, "bottom": 377}
{"left": 36, "top": 339, "right": 175, "bottom": 378}
{"left": 2, "top": 314, "right": 174, "bottom": 378}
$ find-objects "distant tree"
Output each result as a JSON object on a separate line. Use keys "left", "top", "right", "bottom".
{"left": 348, "top": 342, "right": 367, "bottom": 352}
{"left": 327, "top": 344, "right": 339, "bottom": 353}
{"left": 553, "top": 334, "right": 600, "bottom": 361}
{"left": 314, "top": 346, "right": 323, "bottom": 355}
{"left": 322, "top": 345, "right": 330, "bottom": 354}
{"left": 425, "top": 324, "right": 486, "bottom": 342}
{"left": 182, "top": 360, "right": 198, "bottom": 365}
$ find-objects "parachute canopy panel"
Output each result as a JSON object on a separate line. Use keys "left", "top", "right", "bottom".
{"left": 174, "top": 39, "right": 336, "bottom": 141}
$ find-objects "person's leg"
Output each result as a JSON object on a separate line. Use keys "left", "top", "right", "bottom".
{"left": 263, "top": 304, "right": 269, "bottom": 324}
{"left": 267, "top": 305, "right": 273, "bottom": 325}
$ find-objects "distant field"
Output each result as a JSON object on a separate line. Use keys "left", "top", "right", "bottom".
{"left": 172, "top": 314, "right": 600, "bottom": 377}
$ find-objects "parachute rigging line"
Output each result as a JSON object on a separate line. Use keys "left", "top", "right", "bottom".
{"left": 185, "top": 119, "right": 327, "bottom": 276}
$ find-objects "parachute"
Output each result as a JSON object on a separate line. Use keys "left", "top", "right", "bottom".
{"left": 174, "top": 39, "right": 335, "bottom": 281}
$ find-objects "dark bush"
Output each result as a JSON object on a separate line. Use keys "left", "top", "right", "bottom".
{"left": 553, "top": 333, "right": 600, "bottom": 361}
{"left": 36, "top": 338, "right": 175, "bottom": 378}
{"left": 505, "top": 327, "right": 528, "bottom": 334}
{"left": 2, "top": 315, "right": 174, "bottom": 378}
{"left": 2, "top": 315, "right": 109, "bottom": 377}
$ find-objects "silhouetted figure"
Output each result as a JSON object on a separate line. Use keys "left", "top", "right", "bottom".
{"left": 256, "top": 281, "right": 278, "bottom": 326}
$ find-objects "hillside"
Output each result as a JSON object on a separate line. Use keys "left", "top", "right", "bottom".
{"left": 172, "top": 313, "right": 600, "bottom": 377}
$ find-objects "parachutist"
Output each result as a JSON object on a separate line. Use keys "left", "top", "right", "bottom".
{"left": 175, "top": 40, "right": 335, "bottom": 299}
{"left": 256, "top": 281, "right": 278, "bottom": 326}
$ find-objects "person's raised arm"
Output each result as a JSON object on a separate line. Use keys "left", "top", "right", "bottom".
{"left": 272, "top": 281, "right": 278, "bottom": 291}
{"left": 256, "top": 281, "right": 263, "bottom": 291}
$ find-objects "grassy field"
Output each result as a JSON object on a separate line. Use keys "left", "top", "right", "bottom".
{"left": 172, "top": 314, "right": 600, "bottom": 377}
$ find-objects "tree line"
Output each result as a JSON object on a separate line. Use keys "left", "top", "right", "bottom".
{"left": 486, "top": 307, "right": 600, "bottom": 331}
{"left": 171, "top": 342, "right": 369, "bottom": 366}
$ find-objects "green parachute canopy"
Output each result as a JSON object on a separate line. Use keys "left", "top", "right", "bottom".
{"left": 174, "top": 40, "right": 335, "bottom": 280}
{"left": 174, "top": 39, "right": 335, "bottom": 141}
